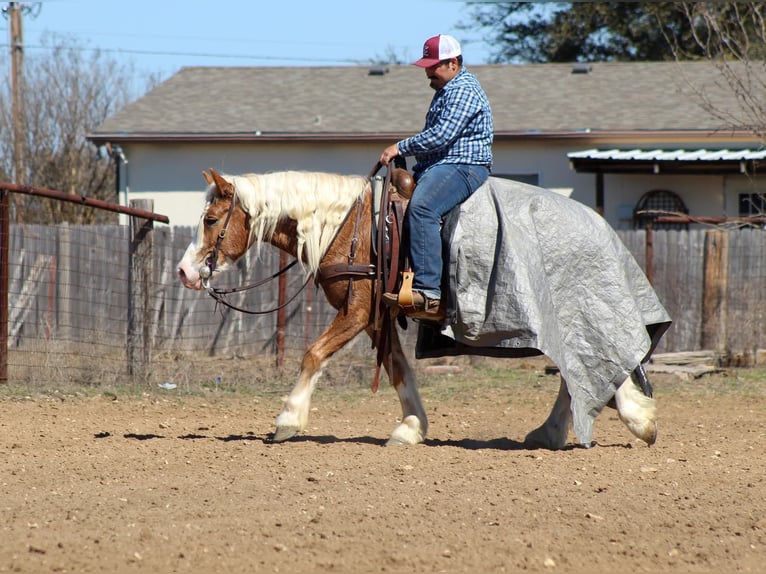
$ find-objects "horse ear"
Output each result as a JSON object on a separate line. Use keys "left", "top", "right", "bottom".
{"left": 202, "top": 170, "right": 213, "bottom": 185}
{"left": 209, "top": 168, "right": 234, "bottom": 199}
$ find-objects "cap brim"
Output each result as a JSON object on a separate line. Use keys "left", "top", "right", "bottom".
{"left": 413, "top": 57, "right": 441, "bottom": 67}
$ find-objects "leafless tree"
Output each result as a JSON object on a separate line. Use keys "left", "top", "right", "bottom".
{"left": 0, "top": 33, "right": 138, "bottom": 223}
{"left": 365, "top": 45, "right": 411, "bottom": 66}
{"left": 666, "top": 2, "right": 766, "bottom": 142}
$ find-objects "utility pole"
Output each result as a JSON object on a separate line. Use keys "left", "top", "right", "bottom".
{"left": 8, "top": 2, "right": 25, "bottom": 185}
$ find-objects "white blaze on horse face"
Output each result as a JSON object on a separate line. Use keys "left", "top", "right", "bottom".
{"left": 177, "top": 209, "right": 233, "bottom": 290}
{"left": 177, "top": 239, "right": 204, "bottom": 290}
{"left": 177, "top": 198, "right": 210, "bottom": 290}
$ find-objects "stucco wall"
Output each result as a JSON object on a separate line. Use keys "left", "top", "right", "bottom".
{"left": 118, "top": 140, "right": 759, "bottom": 228}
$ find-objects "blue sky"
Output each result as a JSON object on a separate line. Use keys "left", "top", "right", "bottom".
{"left": 3, "top": 0, "right": 492, "bottom": 83}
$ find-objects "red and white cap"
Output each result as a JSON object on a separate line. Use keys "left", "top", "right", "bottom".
{"left": 413, "top": 34, "right": 462, "bottom": 67}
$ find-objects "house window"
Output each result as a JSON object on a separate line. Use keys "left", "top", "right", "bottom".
{"left": 633, "top": 189, "right": 689, "bottom": 230}
{"left": 493, "top": 173, "right": 539, "bottom": 186}
{"left": 738, "top": 192, "right": 766, "bottom": 217}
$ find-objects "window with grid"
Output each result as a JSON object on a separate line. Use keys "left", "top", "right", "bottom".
{"left": 633, "top": 189, "right": 688, "bottom": 230}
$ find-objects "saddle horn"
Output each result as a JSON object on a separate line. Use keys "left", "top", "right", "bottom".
{"left": 391, "top": 168, "right": 415, "bottom": 199}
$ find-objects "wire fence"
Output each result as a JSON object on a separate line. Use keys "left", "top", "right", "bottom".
{"left": 5, "top": 222, "right": 382, "bottom": 392}
{"left": 3, "top": 222, "right": 766, "bottom": 392}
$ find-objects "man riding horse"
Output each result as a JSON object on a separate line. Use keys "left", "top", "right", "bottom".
{"left": 380, "top": 34, "right": 493, "bottom": 320}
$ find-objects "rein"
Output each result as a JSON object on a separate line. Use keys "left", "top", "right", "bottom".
{"left": 206, "top": 260, "right": 311, "bottom": 315}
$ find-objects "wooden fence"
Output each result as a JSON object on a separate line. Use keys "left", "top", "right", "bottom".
{"left": 2, "top": 222, "right": 765, "bottom": 389}
{"left": 617, "top": 228, "right": 766, "bottom": 363}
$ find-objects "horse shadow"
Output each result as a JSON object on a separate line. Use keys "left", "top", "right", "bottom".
{"left": 213, "top": 433, "right": 382, "bottom": 446}
{"left": 109, "top": 432, "right": 631, "bottom": 450}
{"left": 213, "top": 434, "right": 630, "bottom": 450}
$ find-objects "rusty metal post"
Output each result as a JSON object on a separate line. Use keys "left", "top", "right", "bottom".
{"left": 645, "top": 222, "right": 654, "bottom": 285}
{"left": 304, "top": 283, "right": 313, "bottom": 352}
{"left": 595, "top": 172, "right": 604, "bottom": 216}
{"left": 276, "top": 250, "right": 287, "bottom": 370}
{"left": 0, "top": 189, "right": 8, "bottom": 382}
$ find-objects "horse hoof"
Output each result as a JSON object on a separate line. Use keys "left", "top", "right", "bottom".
{"left": 523, "top": 434, "right": 546, "bottom": 449}
{"left": 386, "top": 416, "right": 425, "bottom": 446}
{"left": 645, "top": 421, "right": 658, "bottom": 446}
{"left": 385, "top": 437, "right": 409, "bottom": 447}
{"left": 272, "top": 426, "right": 299, "bottom": 443}
{"left": 524, "top": 425, "right": 567, "bottom": 450}
{"left": 615, "top": 380, "right": 658, "bottom": 446}
{"left": 629, "top": 420, "right": 657, "bottom": 446}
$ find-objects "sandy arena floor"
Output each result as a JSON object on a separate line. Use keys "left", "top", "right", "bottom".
{"left": 1, "top": 366, "right": 765, "bottom": 573}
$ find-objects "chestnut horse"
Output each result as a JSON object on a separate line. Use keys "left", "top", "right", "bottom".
{"left": 177, "top": 168, "right": 658, "bottom": 448}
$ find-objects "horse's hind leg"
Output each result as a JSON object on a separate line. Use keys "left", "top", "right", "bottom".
{"left": 524, "top": 376, "right": 571, "bottom": 449}
{"left": 273, "top": 311, "right": 366, "bottom": 442}
{"left": 378, "top": 324, "right": 427, "bottom": 446}
{"left": 614, "top": 368, "right": 657, "bottom": 446}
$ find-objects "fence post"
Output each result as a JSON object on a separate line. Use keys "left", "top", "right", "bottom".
{"left": 58, "top": 223, "right": 71, "bottom": 343}
{"left": 645, "top": 223, "right": 654, "bottom": 285}
{"left": 0, "top": 189, "right": 8, "bottom": 383}
{"left": 276, "top": 250, "right": 287, "bottom": 370}
{"left": 128, "top": 199, "right": 154, "bottom": 382}
{"left": 701, "top": 229, "right": 729, "bottom": 354}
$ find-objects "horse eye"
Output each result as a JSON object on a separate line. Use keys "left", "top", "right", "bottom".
{"left": 204, "top": 216, "right": 218, "bottom": 227}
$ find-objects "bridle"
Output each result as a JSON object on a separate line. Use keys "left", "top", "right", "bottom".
{"left": 199, "top": 188, "right": 310, "bottom": 315}
{"left": 199, "top": 189, "right": 239, "bottom": 287}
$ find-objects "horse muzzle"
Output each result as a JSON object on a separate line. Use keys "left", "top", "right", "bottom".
{"left": 177, "top": 263, "right": 204, "bottom": 291}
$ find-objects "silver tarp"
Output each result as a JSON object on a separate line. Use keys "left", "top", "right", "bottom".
{"left": 415, "top": 177, "right": 671, "bottom": 445}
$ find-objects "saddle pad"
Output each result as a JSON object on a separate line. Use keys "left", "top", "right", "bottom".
{"left": 416, "top": 177, "right": 671, "bottom": 445}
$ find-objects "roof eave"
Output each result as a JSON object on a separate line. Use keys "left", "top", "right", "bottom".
{"left": 87, "top": 129, "right": 760, "bottom": 146}
{"left": 87, "top": 132, "right": 416, "bottom": 145}
{"left": 570, "top": 157, "right": 765, "bottom": 175}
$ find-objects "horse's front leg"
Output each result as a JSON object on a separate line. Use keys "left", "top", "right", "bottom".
{"left": 273, "top": 310, "right": 366, "bottom": 442}
{"left": 368, "top": 321, "right": 428, "bottom": 446}
{"left": 524, "top": 376, "right": 572, "bottom": 449}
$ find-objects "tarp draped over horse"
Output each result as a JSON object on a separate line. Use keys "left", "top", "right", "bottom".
{"left": 417, "top": 178, "right": 671, "bottom": 444}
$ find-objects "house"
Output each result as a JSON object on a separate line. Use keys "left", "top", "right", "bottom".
{"left": 87, "top": 61, "right": 765, "bottom": 228}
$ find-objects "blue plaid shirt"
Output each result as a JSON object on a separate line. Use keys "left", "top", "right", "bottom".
{"left": 397, "top": 68, "right": 493, "bottom": 179}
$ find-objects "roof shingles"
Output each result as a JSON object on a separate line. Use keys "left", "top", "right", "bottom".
{"left": 91, "top": 61, "right": 761, "bottom": 138}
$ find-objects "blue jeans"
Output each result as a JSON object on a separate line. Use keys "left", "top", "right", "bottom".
{"left": 406, "top": 163, "right": 489, "bottom": 300}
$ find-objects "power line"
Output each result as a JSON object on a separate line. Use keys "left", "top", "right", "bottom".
{"left": 0, "top": 42, "right": 367, "bottom": 66}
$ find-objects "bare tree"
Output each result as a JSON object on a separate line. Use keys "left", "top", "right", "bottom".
{"left": 364, "top": 45, "right": 411, "bottom": 66}
{"left": 667, "top": 2, "right": 766, "bottom": 141}
{"left": 0, "top": 33, "right": 138, "bottom": 223}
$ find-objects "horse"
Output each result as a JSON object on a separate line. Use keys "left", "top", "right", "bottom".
{"left": 177, "top": 167, "right": 665, "bottom": 448}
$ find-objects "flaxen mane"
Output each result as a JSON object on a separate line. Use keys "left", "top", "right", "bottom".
{"left": 212, "top": 171, "right": 369, "bottom": 274}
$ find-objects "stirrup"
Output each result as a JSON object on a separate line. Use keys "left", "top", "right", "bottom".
{"left": 382, "top": 290, "right": 444, "bottom": 321}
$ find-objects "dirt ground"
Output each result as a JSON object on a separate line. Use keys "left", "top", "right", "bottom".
{"left": 1, "top": 361, "right": 765, "bottom": 573}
